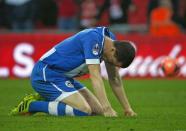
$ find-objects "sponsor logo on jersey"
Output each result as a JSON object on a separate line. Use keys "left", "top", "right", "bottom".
{"left": 65, "top": 81, "right": 74, "bottom": 88}
{"left": 92, "top": 43, "right": 99, "bottom": 55}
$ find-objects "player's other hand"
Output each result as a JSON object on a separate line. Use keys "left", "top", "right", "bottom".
{"left": 124, "top": 108, "right": 137, "bottom": 117}
{"left": 103, "top": 108, "right": 117, "bottom": 117}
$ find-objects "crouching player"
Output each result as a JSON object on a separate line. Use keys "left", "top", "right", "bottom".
{"left": 10, "top": 27, "right": 137, "bottom": 117}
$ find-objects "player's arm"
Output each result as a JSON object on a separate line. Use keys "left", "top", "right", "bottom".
{"left": 105, "top": 62, "right": 137, "bottom": 117}
{"left": 87, "top": 64, "right": 117, "bottom": 117}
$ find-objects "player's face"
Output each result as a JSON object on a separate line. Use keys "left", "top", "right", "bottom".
{"left": 106, "top": 47, "right": 122, "bottom": 67}
{"left": 103, "top": 37, "right": 122, "bottom": 67}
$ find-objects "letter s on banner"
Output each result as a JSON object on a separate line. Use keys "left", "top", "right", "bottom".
{"left": 13, "top": 43, "right": 34, "bottom": 78}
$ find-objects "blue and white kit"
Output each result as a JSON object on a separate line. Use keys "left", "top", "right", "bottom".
{"left": 31, "top": 27, "right": 116, "bottom": 101}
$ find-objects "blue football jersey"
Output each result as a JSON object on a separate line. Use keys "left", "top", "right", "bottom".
{"left": 39, "top": 27, "right": 116, "bottom": 78}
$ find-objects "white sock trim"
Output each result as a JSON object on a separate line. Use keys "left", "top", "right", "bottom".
{"left": 48, "top": 101, "right": 58, "bottom": 116}
{"left": 65, "top": 105, "right": 74, "bottom": 116}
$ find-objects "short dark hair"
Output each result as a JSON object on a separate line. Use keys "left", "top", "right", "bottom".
{"left": 113, "top": 40, "right": 136, "bottom": 68}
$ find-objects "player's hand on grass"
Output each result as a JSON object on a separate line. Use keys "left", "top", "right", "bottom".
{"left": 103, "top": 108, "right": 117, "bottom": 117}
{"left": 124, "top": 108, "right": 137, "bottom": 117}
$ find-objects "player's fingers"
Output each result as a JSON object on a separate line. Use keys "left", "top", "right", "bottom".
{"left": 104, "top": 112, "right": 118, "bottom": 117}
{"left": 125, "top": 112, "right": 137, "bottom": 117}
{"left": 131, "top": 112, "right": 137, "bottom": 117}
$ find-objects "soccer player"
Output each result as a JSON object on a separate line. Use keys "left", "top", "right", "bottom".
{"left": 10, "top": 27, "right": 137, "bottom": 117}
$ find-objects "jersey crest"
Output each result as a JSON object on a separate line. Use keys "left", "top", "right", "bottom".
{"left": 65, "top": 81, "right": 74, "bottom": 88}
{"left": 92, "top": 43, "right": 99, "bottom": 56}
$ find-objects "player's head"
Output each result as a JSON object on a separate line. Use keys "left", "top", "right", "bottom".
{"left": 113, "top": 40, "right": 136, "bottom": 68}
{"left": 103, "top": 37, "right": 136, "bottom": 68}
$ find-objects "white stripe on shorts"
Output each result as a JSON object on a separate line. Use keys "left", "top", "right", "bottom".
{"left": 43, "top": 65, "right": 48, "bottom": 82}
{"left": 50, "top": 82, "right": 79, "bottom": 101}
{"left": 48, "top": 101, "right": 59, "bottom": 116}
{"left": 55, "top": 91, "right": 78, "bottom": 101}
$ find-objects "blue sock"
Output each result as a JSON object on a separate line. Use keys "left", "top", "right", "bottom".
{"left": 29, "top": 101, "right": 49, "bottom": 113}
{"left": 29, "top": 101, "right": 89, "bottom": 116}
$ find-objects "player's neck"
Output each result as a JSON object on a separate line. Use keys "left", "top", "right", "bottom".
{"left": 103, "top": 37, "right": 114, "bottom": 61}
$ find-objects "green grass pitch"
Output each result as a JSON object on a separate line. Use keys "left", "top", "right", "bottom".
{"left": 0, "top": 79, "right": 186, "bottom": 131}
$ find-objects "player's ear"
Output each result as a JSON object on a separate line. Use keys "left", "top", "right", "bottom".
{"left": 111, "top": 46, "right": 116, "bottom": 52}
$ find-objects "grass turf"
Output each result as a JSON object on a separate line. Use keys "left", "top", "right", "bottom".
{"left": 0, "top": 79, "right": 186, "bottom": 131}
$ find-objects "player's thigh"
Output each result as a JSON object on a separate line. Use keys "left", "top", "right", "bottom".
{"left": 61, "top": 91, "right": 92, "bottom": 114}
{"left": 31, "top": 76, "right": 83, "bottom": 101}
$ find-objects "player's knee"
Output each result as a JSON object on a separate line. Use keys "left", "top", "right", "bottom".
{"left": 81, "top": 104, "right": 92, "bottom": 114}
{"left": 96, "top": 106, "right": 104, "bottom": 115}
{"left": 93, "top": 103, "right": 104, "bottom": 115}
{"left": 75, "top": 98, "right": 92, "bottom": 114}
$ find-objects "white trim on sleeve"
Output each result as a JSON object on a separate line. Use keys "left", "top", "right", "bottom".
{"left": 99, "top": 27, "right": 106, "bottom": 54}
{"left": 85, "top": 59, "right": 100, "bottom": 64}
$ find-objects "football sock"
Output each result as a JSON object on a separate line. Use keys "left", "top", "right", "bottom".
{"left": 29, "top": 101, "right": 89, "bottom": 116}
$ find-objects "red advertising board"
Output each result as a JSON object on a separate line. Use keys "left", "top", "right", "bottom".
{"left": 0, "top": 33, "right": 186, "bottom": 78}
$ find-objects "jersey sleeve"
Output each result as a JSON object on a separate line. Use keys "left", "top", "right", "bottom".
{"left": 104, "top": 27, "right": 116, "bottom": 40}
{"left": 109, "top": 31, "right": 116, "bottom": 40}
{"left": 81, "top": 32, "right": 103, "bottom": 65}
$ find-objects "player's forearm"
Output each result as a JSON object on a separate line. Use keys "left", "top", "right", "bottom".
{"left": 90, "top": 76, "right": 112, "bottom": 111}
{"left": 109, "top": 78, "right": 132, "bottom": 110}
{"left": 111, "top": 83, "right": 132, "bottom": 110}
{"left": 88, "top": 64, "right": 113, "bottom": 112}
{"left": 105, "top": 62, "right": 132, "bottom": 110}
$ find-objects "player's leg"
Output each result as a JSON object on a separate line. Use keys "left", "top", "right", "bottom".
{"left": 10, "top": 61, "right": 91, "bottom": 116}
{"left": 29, "top": 96, "right": 91, "bottom": 116}
{"left": 78, "top": 88, "right": 103, "bottom": 115}
{"left": 10, "top": 94, "right": 90, "bottom": 116}
{"left": 10, "top": 79, "right": 92, "bottom": 116}
{"left": 28, "top": 80, "right": 92, "bottom": 116}
{"left": 61, "top": 91, "right": 92, "bottom": 114}
{"left": 28, "top": 88, "right": 104, "bottom": 116}
{"left": 72, "top": 80, "right": 103, "bottom": 115}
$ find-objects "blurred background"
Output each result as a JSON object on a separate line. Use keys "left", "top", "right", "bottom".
{"left": 0, "top": 0, "right": 186, "bottom": 78}
{"left": 0, "top": 0, "right": 185, "bottom": 33}
{"left": 1, "top": 1, "right": 186, "bottom": 130}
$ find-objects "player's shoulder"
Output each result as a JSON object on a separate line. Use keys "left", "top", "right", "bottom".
{"left": 88, "top": 26, "right": 115, "bottom": 40}
{"left": 78, "top": 26, "right": 108, "bottom": 41}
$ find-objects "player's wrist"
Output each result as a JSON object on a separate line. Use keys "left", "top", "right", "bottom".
{"left": 123, "top": 106, "right": 133, "bottom": 112}
{"left": 102, "top": 106, "right": 117, "bottom": 117}
{"left": 124, "top": 108, "right": 137, "bottom": 117}
{"left": 123, "top": 103, "right": 132, "bottom": 110}
{"left": 102, "top": 105, "right": 113, "bottom": 112}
